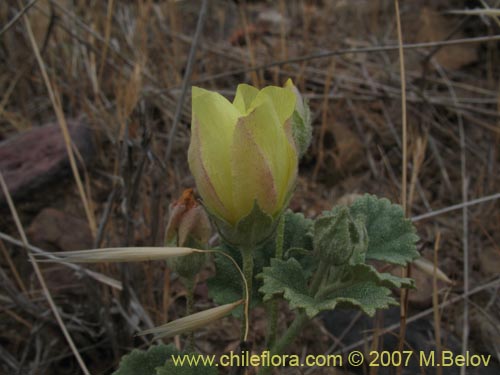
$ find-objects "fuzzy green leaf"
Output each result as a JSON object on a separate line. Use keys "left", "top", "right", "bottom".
{"left": 113, "top": 344, "right": 178, "bottom": 375}
{"left": 258, "top": 258, "right": 402, "bottom": 318}
{"left": 352, "top": 264, "right": 415, "bottom": 289}
{"left": 313, "top": 282, "right": 397, "bottom": 317}
{"left": 349, "top": 194, "right": 419, "bottom": 265}
{"left": 257, "top": 258, "right": 309, "bottom": 304}
{"left": 282, "top": 211, "right": 313, "bottom": 252}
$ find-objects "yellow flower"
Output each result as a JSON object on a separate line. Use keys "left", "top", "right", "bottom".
{"left": 188, "top": 82, "right": 298, "bottom": 227}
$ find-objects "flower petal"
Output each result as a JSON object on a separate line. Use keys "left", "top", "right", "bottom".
{"left": 188, "top": 119, "right": 230, "bottom": 220}
{"left": 250, "top": 85, "right": 296, "bottom": 125}
{"left": 233, "top": 83, "right": 259, "bottom": 114}
{"left": 190, "top": 87, "right": 241, "bottom": 215}
{"left": 232, "top": 96, "right": 298, "bottom": 217}
{"left": 231, "top": 112, "right": 278, "bottom": 221}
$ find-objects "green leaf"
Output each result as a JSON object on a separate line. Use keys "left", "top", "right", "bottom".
{"left": 113, "top": 344, "right": 179, "bottom": 375}
{"left": 258, "top": 258, "right": 309, "bottom": 304}
{"left": 157, "top": 355, "right": 219, "bottom": 375}
{"left": 314, "top": 282, "right": 397, "bottom": 317}
{"left": 208, "top": 210, "right": 313, "bottom": 315}
{"left": 282, "top": 211, "right": 314, "bottom": 252}
{"left": 258, "top": 258, "right": 401, "bottom": 318}
{"left": 348, "top": 264, "right": 415, "bottom": 289}
{"left": 348, "top": 194, "right": 419, "bottom": 265}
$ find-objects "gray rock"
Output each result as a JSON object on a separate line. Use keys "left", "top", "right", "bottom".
{"left": 0, "top": 119, "right": 94, "bottom": 205}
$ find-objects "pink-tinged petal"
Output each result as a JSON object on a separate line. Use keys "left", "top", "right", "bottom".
{"left": 236, "top": 94, "right": 296, "bottom": 209}
{"left": 231, "top": 112, "right": 278, "bottom": 221}
{"left": 188, "top": 119, "right": 230, "bottom": 220}
{"left": 191, "top": 87, "right": 239, "bottom": 205}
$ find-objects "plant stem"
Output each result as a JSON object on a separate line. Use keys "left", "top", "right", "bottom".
{"left": 240, "top": 246, "right": 254, "bottom": 341}
{"left": 266, "top": 215, "right": 285, "bottom": 347}
{"left": 183, "top": 277, "right": 195, "bottom": 352}
{"left": 275, "top": 214, "right": 285, "bottom": 259}
{"left": 258, "top": 260, "right": 330, "bottom": 374}
{"left": 309, "top": 260, "right": 329, "bottom": 296}
{"left": 258, "top": 312, "right": 309, "bottom": 375}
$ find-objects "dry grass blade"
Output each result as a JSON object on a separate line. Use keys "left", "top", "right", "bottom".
{"left": 0, "top": 172, "right": 91, "bottom": 375}
{"left": 433, "top": 232, "right": 443, "bottom": 374}
{"left": 0, "top": 0, "right": 38, "bottom": 36}
{"left": 164, "top": 0, "right": 208, "bottom": 161}
{"left": 19, "top": 0, "right": 97, "bottom": 239}
{"left": 33, "top": 247, "right": 197, "bottom": 263}
{"left": 191, "top": 34, "right": 500, "bottom": 85}
{"left": 411, "top": 192, "right": 500, "bottom": 222}
{"left": 448, "top": 9, "right": 500, "bottom": 16}
{"left": 0, "top": 231, "right": 122, "bottom": 290}
{"left": 394, "top": 2, "right": 409, "bottom": 369}
{"left": 137, "top": 300, "right": 244, "bottom": 340}
{"left": 413, "top": 257, "right": 452, "bottom": 285}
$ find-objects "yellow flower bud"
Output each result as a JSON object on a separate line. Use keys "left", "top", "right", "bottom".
{"left": 188, "top": 82, "right": 298, "bottom": 233}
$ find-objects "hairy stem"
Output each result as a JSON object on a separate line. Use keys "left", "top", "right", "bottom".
{"left": 240, "top": 247, "right": 254, "bottom": 341}
{"left": 258, "top": 260, "right": 330, "bottom": 374}
{"left": 266, "top": 215, "right": 285, "bottom": 347}
{"left": 309, "top": 261, "right": 330, "bottom": 296}
{"left": 258, "top": 312, "right": 308, "bottom": 375}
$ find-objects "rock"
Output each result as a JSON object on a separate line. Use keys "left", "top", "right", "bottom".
{"left": 0, "top": 119, "right": 94, "bottom": 205}
{"left": 479, "top": 247, "right": 500, "bottom": 278}
{"left": 406, "top": 6, "right": 478, "bottom": 71}
{"left": 27, "top": 208, "right": 93, "bottom": 251}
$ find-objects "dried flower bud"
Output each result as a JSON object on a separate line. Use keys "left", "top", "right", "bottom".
{"left": 165, "top": 188, "right": 211, "bottom": 248}
{"left": 165, "top": 189, "right": 211, "bottom": 279}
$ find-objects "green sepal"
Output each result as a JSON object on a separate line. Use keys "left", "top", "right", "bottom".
{"left": 290, "top": 104, "right": 312, "bottom": 158}
{"left": 348, "top": 194, "right": 420, "bottom": 265}
{"left": 210, "top": 201, "right": 276, "bottom": 248}
{"left": 112, "top": 344, "right": 179, "bottom": 375}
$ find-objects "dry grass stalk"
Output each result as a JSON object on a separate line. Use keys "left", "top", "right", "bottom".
{"left": 394, "top": 2, "right": 409, "bottom": 369}
{"left": 137, "top": 300, "right": 244, "bottom": 340}
{"left": 433, "top": 232, "right": 443, "bottom": 374}
{"left": 34, "top": 246, "right": 196, "bottom": 263}
{"left": 0, "top": 239, "right": 28, "bottom": 295}
{"left": 19, "top": 1, "right": 97, "bottom": 238}
{"left": 0, "top": 171, "right": 91, "bottom": 375}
